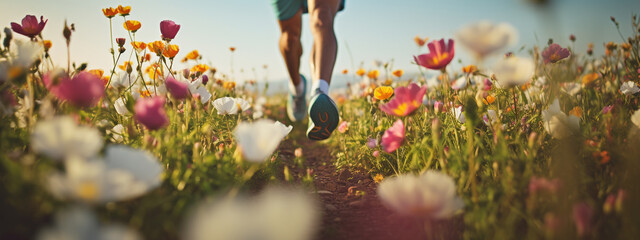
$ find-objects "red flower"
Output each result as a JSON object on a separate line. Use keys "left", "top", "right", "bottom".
{"left": 134, "top": 96, "right": 169, "bottom": 130}
{"left": 11, "top": 15, "right": 47, "bottom": 39}
{"left": 414, "top": 39, "right": 455, "bottom": 70}
{"left": 542, "top": 43, "right": 570, "bottom": 64}
{"left": 379, "top": 83, "right": 427, "bottom": 117}
{"left": 160, "top": 20, "right": 181, "bottom": 40}
{"left": 381, "top": 119, "right": 405, "bottom": 153}
{"left": 43, "top": 71, "right": 104, "bottom": 107}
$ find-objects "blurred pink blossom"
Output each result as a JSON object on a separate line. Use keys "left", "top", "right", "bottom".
{"left": 366, "top": 137, "right": 377, "bottom": 149}
{"left": 165, "top": 75, "right": 189, "bottom": 100}
{"left": 338, "top": 121, "right": 349, "bottom": 133}
{"left": 44, "top": 71, "right": 104, "bottom": 107}
{"left": 11, "top": 15, "right": 47, "bottom": 38}
{"left": 381, "top": 119, "right": 405, "bottom": 153}
{"left": 542, "top": 43, "right": 570, "bottom": 64}
{"left": 134, "top": 96, "right": 169, "bottom": 130}
{"left": 602, "top": 105, "right": 614, "bottom": 114}
{"left": 572, "top": 202, "right": 593, "bottom": 237}
{"left": 379, "top": 83, "right": 426, "bottom": 117}
{"left": 528, "top": 176, "right": 560, "bottom": 194}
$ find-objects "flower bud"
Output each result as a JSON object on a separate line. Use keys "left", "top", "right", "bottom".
{"left": 202, "top": 75, "right": 209, "bottom": 85}
{"left": 569, "top": 34, "right": 576, "bottom": 42}
{"left": 116, "top": 38, "right": 126, "bottom": 47}
{"left": 3, "top": 27, "right": 12, "bottom": 48}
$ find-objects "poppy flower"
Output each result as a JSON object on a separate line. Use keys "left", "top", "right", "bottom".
{"left": 338, "top": 121, "right": 349, "bottom": 133}
{"left": 131, "top": 41, "right": 147, "bottom": 53}
{"left": 191, "top": 64, "right": 210, "bottom": 74}
{"left": 542, "top": 43, "right": 571, "bottom": 64}
{"left": 462, "top": 65, "right": 477, "bottom": 74}
{"left": 43, "top": 71, "right": 105, "bottom": 108}
{"left": 414, "top": 39, "right": 455, "bottom": 71}
{"left": 379, "top": 83, "right": 427, "bottom": 117}
{"left": 117, "top": 5, "right": 131, "bottom": 16}
{"left": 392, "top": 69, "right": 404, "bottom": 78}
{"left": 42, "top": 40, "right": 52, "bottom": 52}
{"left": 165, "top": 75, "right": 189, "bottom": 100}
{"left": 542, "top": 99, "right": 580, "bottom": 139}
{"left": 160, "top": 20, "right": 180, "bottom": 40}
{"left": 162, "top": 44, "right": 179, "bottom": 59}
{"left": 182, "top": 50, "right": 200, "bottom": 62}
{"left": 367, "top": 69, "right": 379, "bottom": 79}
{"left": 356, "top": 68, "right": 366, "bottom": 77}
{"left": 234, "top": 119, "right": 290, "bottom": 162}
{"left": 11, "top": 15, "right": 48, "bottom": 39}
{"left": 414, "top": 35, "right": 429, "bottom": 47}
{"left": 374, "top": 86, "right": 393, "bottom": 100}
{"left": 102, "top": 7, "right": 118, "bottom": 18}
{"left": 123, "top": 20, "right": 141, "bottom": 32}
{"left": 134, "top": 96, "right": 169, "bottom": 130}
{"left": 381, "top": 119, "right": 405, "bottom": 153}
{"left": 147, "top": 41, "right": 165, "bottom": 55}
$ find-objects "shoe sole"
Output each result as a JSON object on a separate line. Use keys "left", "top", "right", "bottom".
{"left": 306, "top": 94, "right": 339, "bottom": 140}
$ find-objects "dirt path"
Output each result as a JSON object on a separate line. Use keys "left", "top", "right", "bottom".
{"left": 277, "top": 134, "right": 424, "bottom": 240}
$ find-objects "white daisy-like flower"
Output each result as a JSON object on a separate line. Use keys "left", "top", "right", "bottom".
{"left": 234, "top": 98, "right": 251, "bottom": 112}
{"left": 31, "top": 116, "right": 103, "bottom": 161}
{"left": 456, "top": 21, "right": 518, "bottom": 60}
{"left": 377, "top": 171, "right": 464, "bottom": 219}
{"left": 37, "top": 206, "right": 141, "bottom": 240}
{"left": 188, "top": 78, "right": 212, "bottom": 103}
{"left": 493, "top": 56, "right": 535, "bottom": 88}
{"left": 620, "top": 81, "right": 640, "bottom": 96}
{"left": 13, "top": 39, "right": 43, "bottom": 68}
{"left": 213, "top": 97, "right": 238, "bottom": 115}
{"left": 47, "top": 145, "right": 163, "bottom": 203}
{"left": 234, "top": 119, "right": 289, "bottom": 162}
{"left": 542, "top": 99, "right": 580, "bottom": 139}
{"left": 183, "top": 187, "right": 319, "bottom": 240}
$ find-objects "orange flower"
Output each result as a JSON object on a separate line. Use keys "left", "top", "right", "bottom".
{"left": 190, "top": 64, "right": 209, "bottom": 73}
{"left": 367, "top": 69, "right": 379, "bottom": 79}
{"left": 147, "top": 41, "right": 165, "bottom": 55}
{"left": 141, "top": 53, "right": 151, "bottom": 63}
{"left": 182, "top": 50, "right": 200, "bottom": 62}
{"left": 163, "top": 44, "right": 179, "bottom": 59}
{"left": 117, "top": 5, "right": 131, "bottom": 16}
{"left": 223, "top": 81, "right": 236, "bottom": 90}
{"left": 101, "top": 76, "right": 110, "bottom": 86}
{"left": 373, "top": 173, "right": 384, "bottom": 183}
{"left": 138, "top": 89, "right": 152, "bottom": 98}
{"left": 414, "top": 35, "right": 428, "bottom": 47}
{"left": 598, "top": 151, "right": 610, "bottom": 164}
{"left": 569, "top": 106, "right": 583, "bottom": 117}
{"left": 145, "top": 63, "right": 163, "bottom": 80}
{"left": 102, "top": 7, "right": 117, "bottom": 18}
{"left": 383, "top": 79, "right": 393, "bottom": 86}
{"left": 342, "top": 69, "right": 348, "bottom": 74}
{"left": 131, "top": 41, "right": 147, "bottom": 53}
{"left": 462, "top": 65, "right": 477, "bottom": 74}
{"left": 229, "top": 47, "right": 236, "bottom": 52}
{"left": 392, "top": 69, "right": 404, "bottom": 78}
{"left": 123, "top": 20, "right": 141, "bottom": 32}
{"left": 482, "top": 95, "right": 496, "bottom": 105}
{"left": 118, "top": 61, "right": 132, "bottom": 71}
{"left": 581, "top": 73, "right": 599, "bottom": 86}
{"left": 356, "top": 68, "right": 366, "bottom": 77}
{"left": 88, "top": 69, "right": 104, "bottom": 78}
{"left": 374, "top": 86, "right": 394, "bottom": 100}
{"left": 42, "top": 40, "right": 52, "bottom": 52}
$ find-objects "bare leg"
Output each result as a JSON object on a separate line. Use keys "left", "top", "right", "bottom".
{"left": 307, "top": 0, "right": 340, "bottom": 84}
{"left": 277, "top": 10, "right": 303, "bottom": 86}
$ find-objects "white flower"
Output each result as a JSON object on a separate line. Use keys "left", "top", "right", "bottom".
{"left": 31, "top": 116, "right": 103, "bottom": 161}
{"left": 483, "top": 110, "right": 498, "bottom": 125}
{"left": 47, "top": 145, "right": 163, "bottom": 203}
{"left": 114, "top": 98, "right": 130, "bottom": 116}
{"left": 542, "top": 99, "right": 580, "bottom": 139}
{"left": 252, "top": 111, "right": 264, "bottom": 119}
{"left": 13, "top": 40, "right": 43, "bottom": 68}
{"left": 112, "top": 72, "right": 137, "bottom": 89}
{"left": 234, "top": 119, "right": 288, "bottom": 162}
{"left": 620, "top": 81, "right": 640, "bottom": 96}
{"left": 631, "top": 109, "right": 640, "bottom": 129}
{"left": 493, "top": 57, "right": 535, "bottom": 88}
{"left": 562, "top": 82, "right": 582, "bottom": 96}
{"left": 452, "top": 106, "right": 466, "bottom": 124}
{"left": 37, "top": 206, "right": 141, "bottom": 240}
{"left": 451, "top": 76, "right": 468, "bottom": 90}
{"left": 109, "top": 124, "right": 125, "bottom": 143}
{"left": 188, "top": 79, "right": 212, "bottom": 103}
{"left": 183, "top": 187, "right": 319, "bottom": 240}
{"left": 426, "top": 76, "right": 440, "bottom": 89}
{"left": 377, "top": 171, "right": 464, "bottom": 219}
{"left": 213, "top": 97, "right": 238, "bottom": 115}
{"left": 234, "top": 98, "right": 251, "bottom": 112}
{"left": 456, "top": 21, "right": 518, "bottom": 59}
{"left": 274, "top": 121, "right": 293, "bottom": 137}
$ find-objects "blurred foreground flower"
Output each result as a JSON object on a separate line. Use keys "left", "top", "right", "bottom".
{"left": 44, "top": 71, "right": 105, "bottom": 107}
{"left": 377, "top": 171, "right": 464, "bottom": 219}
{"left": 455, "top": 21, "right": 517, "bottom": 59}
{"left": 542, "top": 43, "right": 570, "bottom": 64}
{"left": 160, "top": 20, "right": 180, "bottom": 41}
{"left": 183, "top": 187, "right": 319, "bottom": 240}
{"left": 493, "top": 56, "right": 535, "bottom": 88}
{"left": 414, "top": 39, "right": 455, "bottom": 70}
{"left": 381, "top": 119, "right": 405, "bottom": 153}
{"left": 165, "top": 75, "right": 189, "bottom": 100}
{"left": 188, "top": 78, "right": 212, "bottom": 102}
{"left": 542, "top": 99, "right": 580, "bottom": 139}
{"left": 274, "top": 120, "right": 293, "bottom": 137}
{"left": 234, "top": 119, "right": 290, "bottom": 162}
{"left": 48, "top": 145, "right": 163, "bottom": 203}
{"left": 134, "top": 96, "right": 169, "bottom": 130}
{"left": 631, "top": 109, "right": 640, "bottom": 129}
{"left": 32, "top": 116, "right": 103, "bottom": 161}
{"left": 11, "top": 15, "right": 47, "bottom": 39}
{"left": 620, "top": 81, "right": 639, "bottom": 96}
{"left": 379, "top": 83, "right": 426, "bottom": 116}
{"left": 37, "top": 206, "right": 141, "bottom": 240}
{"left": 572, "top": 202, "right": 593, "bottom": 237}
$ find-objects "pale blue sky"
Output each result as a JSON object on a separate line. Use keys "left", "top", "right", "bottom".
{"left": 1, "top": 0, "right": 639, "bottom": 83}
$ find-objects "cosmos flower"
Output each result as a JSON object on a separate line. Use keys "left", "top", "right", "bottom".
{"left": 234, "top": 119, "right": 290, "bottom": 162}
{"left": 134, "top": 96, "right": 169, "bottom": 130}
{"left": 414, "top": 39, "right": 455, "bottom": 70}
{"left": 36, "top": 206, "right": 142, "bottom": 240}
{"left": 542, "top": 99, "right": 580, "bottom": 139}
{"left": 44, "top": 71, "right": 105, "bottom": 108}
{"left": 11, "top": 15, "right": 48, "bottom": 39}
{"left": 165, "top": 75, "right": 189, "bottom": 100}
{"left": 377, "top": 171, "right": 464, "bottom": 219}
{"left": 542, "top": 43, "right": 571, "bottom": 64}
{"left": 379, "top": 83, "right": 426, "bottom": 117}
{"left": 31, "top": 116, "right": 103, "bottom": 161}
{"left": 455, "top": 21, "right": 517, "bottom": 59}
{"left": 381, "top": 119, "right": 405, "bottom": 153}
{"left": 338, "top": 121, "right": 349, "bottom": 133}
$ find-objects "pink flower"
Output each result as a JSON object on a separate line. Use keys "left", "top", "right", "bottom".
{"left": 602, "top": 105, "right": 614, "bottom": 114}
{"left": 160, "top": 20, "right": 180, "bottom": 40}
{"left": 482, "top": 78, "right": 492, "bottom": 91}
{"left": 366, "top": 137, "right": 377, "bottom": 149}
{"left": 134, "top": 96, "right": 169, "bottom": 130}
{"left": 528, "top": 176, "right": 560, "bottom": 194}
{"left": 338, "top": 121, "right": 349, "bottom": 133}
{"left": 572, "top": 202, "right": 593, "bottom": 237}
{"left": 379, "top": 83, "right": 427, "bottom": 117}
{"left": 44, "top": 71, "right": 104, "bottom": 107}
{"left": 414, "top": 39, "right": 455, "bottom": 70}
{"left": 434, "top": 101, "right": 444, "bottom": 113}
{"left": 11, "top": 15, "right": 47, "bottom": 39}
{"left": 165, "top": 75, "right": 189, "bottom": 100}
{"left": 381, "top": 119, "right": 405, "bottom": 153}
{"left": 373, "top": 150, "right": 380, "bottom": 158}
{"left": 542, "top": 43, "right": 570, "bottom": 64}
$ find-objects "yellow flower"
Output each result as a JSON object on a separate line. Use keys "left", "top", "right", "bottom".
{"left": 581, "top": 73, "right": 599, "bottom": 86}
{"left": 145, "top": 63, "right": 163, "bottom": 80}
{"left": 42, "top": 40, "right": 52, "bottom": 52}
{"left": 373, "top": 173, "right": 384, "bottom": 183}
{"left": 223, "top": 81, "right": 236, "bottom": 90}
{"left": 131, "top": 41, "right": 147, "bottom": 53}
{"left": 374, "top": 86, "right": 394, "bottom": 100}
{"left": 117, "top": 5, "right": 131, "bottom": 16}
{"left": 102, "top": 7, "right": 118, "bottom": 18}
{"left": 182, "top": 50, "right": 200, "bottom": 62}
{"left": 190, "top": 64, "right": 210, "bottom": 74}
{"left": 414, "top": 35, "right": 428, "bottom": 47}
{"left": 88, "top": 69, "right": 104, "bottom": 78}
{"left": 118, "top": 61, "right": 132, "bottom": 71}
{"left": 342, "top": 69, "right": 348, "bottom": 74}
{"left": 123, "top": 20, "right": 141, "bottom": 32}
{"left": 163, "top": 44, "right": 179, "bottom": 59}
{"left": 482, "top": 95, "right": 496, "bottom": 105}
{"left": 569, "top": 106, "right": 583, "bottom": 117}
{"left": 383, "top": 79, "right": 393, "bottom": 86}
{"left": 367, "top": 69, "right": 379, "bottom": 79}
{"left": 356, "top": 68, "right": 366, "bottom": 77}
{"left": 462, "top": 65, "right": 478, "bottom": 74}
{"left": 147, "top": 41, "right": 165, "bottom": 55}
{"left": 392, "top": 69, "right": 404, "bottom": 78}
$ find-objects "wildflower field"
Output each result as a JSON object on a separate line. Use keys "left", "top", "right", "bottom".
{"left": 2, "top": 3, "right": 640, "bottom": 240}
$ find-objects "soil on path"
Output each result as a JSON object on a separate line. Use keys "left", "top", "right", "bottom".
{"left": 277, "top": 136, "right": 425, "bottom": 240}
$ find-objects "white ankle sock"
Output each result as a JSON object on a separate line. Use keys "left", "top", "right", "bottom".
{"left": 288, "top": 77, "right": 305, "bottom": 96}
{"left": 312, "top": 79, "right": 330, "bottom": 95}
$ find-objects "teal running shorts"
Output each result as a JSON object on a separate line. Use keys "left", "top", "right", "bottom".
{"left": 272, "top": 0, "right": 346, "bottom": 20}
